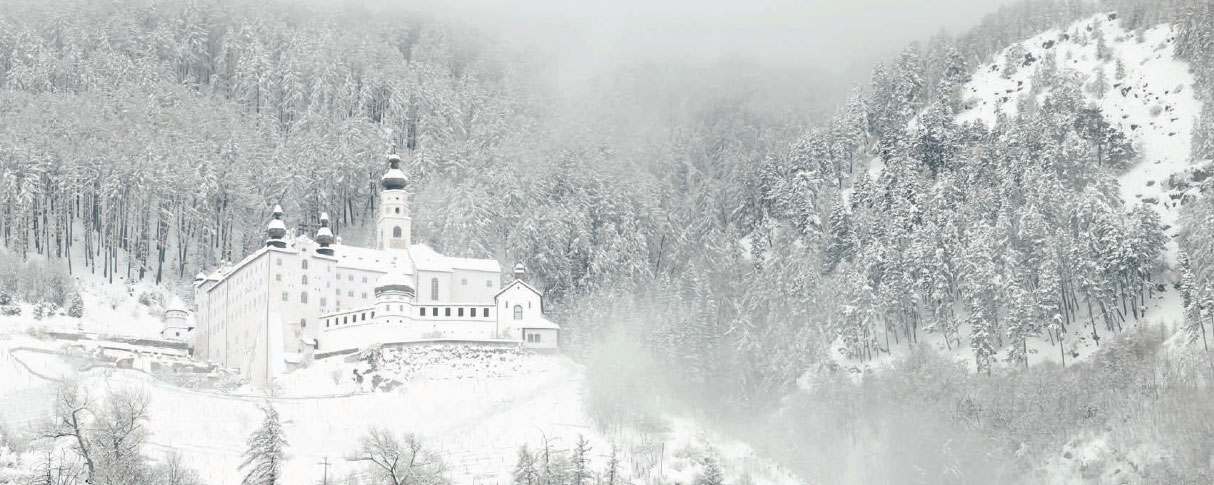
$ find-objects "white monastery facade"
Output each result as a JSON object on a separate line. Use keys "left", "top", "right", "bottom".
{"left": 192, "top": 154, "right": 558, "bottom": 386}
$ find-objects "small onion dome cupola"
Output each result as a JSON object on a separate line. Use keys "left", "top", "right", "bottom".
{"left": 380, "top": 154, "right": 408, "bottom": 191}
{"left": 513, "top": 262, "right": 526, "bottom": 281}
{"left": 374, "top": 270, "right": 415, "bottom": 299}
{"left": 266, "top": 204, "right": 287, "bottom": 249}
{"left": 315, "top": 212, "right": 335, "bottom": 256}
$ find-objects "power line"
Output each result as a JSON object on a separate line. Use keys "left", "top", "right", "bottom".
{"left": 319, "top": 456, "right": 331, "bottom": 485}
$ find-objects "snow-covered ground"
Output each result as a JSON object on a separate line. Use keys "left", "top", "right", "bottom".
{"left": 958, "top": 12, "right": 1204, "bottom": 261}
{"left": 0, "top": 310, "right": 800, "bottom": 485}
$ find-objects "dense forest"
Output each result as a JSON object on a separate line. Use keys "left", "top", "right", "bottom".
{"left": 4, "top": 0, "right": 1214, "bottom": 481}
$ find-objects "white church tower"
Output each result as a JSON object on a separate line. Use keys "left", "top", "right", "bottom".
{"left": 377, "top": 154, "right": 411, "bottom": 250}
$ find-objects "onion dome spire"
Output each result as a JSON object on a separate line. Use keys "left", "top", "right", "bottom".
{"left": 380, "top": 154, "right": 408, "bottom": 190}
{"left": 315, "top": 212, "right": 335, "bottom": 256}
{"left": 266, "top": 204, "right": 287, "bottom": 248}
{"left": 513, "top": 262, "right": 526, "bottom": 281}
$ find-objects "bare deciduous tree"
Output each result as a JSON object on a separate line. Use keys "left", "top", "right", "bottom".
{"left": 348, "top": 428, "right": 447, "bottom": 485}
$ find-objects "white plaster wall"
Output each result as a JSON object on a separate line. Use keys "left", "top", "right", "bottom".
{"left": 451, "top": 269, "right": 500, "bottom": 303}
{"left": 417, "top": 270, "right": 454, "bottom": 303}
{"left": 522, "top": 329, "right": 559, "bottom": 349}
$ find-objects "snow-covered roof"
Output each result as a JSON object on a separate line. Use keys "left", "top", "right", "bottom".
{"left": 494, "top": 278, "right": 542, "bottom": 300}
{"left": 520, "top": 317, "right": 560, "bottom": 330}
{"left": 203, "top": 246, "right": 295, "bottom": 293}
{"left": 336, "top": 245, "right": 411, "bottom": 273}
{"left": 410, "top": 244, "right": 500, "bottom": 273}
{"left": 375, "top": 270, "right": 415, "bottom": 296}
{"left": 166, "top": 297, "right": 187, "bottom": 312}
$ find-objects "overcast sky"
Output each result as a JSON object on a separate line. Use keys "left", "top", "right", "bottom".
{"left": 389, "top": 0, "right": 1016, "bottom": 89}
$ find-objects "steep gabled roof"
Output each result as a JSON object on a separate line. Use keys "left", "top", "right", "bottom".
{"left": 493, "top": 278, "right": 542, "bottom": 300}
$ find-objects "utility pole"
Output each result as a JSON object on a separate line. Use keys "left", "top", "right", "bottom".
{"left": 319, "top": 456, "right": 331, "bottom": 485}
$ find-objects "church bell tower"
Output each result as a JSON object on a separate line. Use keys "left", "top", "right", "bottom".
{"left": 377, "top": 154, "right": 411, "bottom": 250}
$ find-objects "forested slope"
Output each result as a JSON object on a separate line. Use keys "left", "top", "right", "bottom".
{"left": 4, "top": 0, "right": 1214, "bottom": 434}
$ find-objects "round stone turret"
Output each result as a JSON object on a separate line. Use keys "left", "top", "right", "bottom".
{"left": 374, "top": 270, "right": 415, "bottom": 299}
{"left": 380, "top": 154, "right": 408, "bottom": 191}
{"left": 315, "top": 212, "right": 335, "bottom": 256}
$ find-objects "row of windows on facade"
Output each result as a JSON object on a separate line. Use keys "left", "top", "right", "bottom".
{"left": 325, "top": 311, "right": 375, "bottom": 327}
{"left": 320, "top": 305, "right": 524, "bottom": 328}
{"left": 274, "top": 274, "right": 492, "bottom": 296}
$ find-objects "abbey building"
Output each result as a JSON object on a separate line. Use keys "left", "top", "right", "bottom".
{"left": 192, "top": 154, "right": 558, "bottom": 386}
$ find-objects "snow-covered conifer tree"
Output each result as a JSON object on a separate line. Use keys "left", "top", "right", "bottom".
{"left": 240, "top": 404, "right": 288, "bottom": 485}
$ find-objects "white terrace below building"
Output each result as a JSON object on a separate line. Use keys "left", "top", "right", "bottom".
{"left": 192, "top": 154, "right": 559, "bottom": 387}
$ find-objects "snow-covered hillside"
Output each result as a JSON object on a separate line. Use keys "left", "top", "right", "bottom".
{"left": 0, "top": 313, "right": 799, "bottom": 485}
{"left": 958, "top": 12, "right": 1204, "bottom": 254}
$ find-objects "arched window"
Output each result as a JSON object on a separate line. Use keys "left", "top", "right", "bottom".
{"left": 392, "top": 226, "right": 402, "bottom": 238}
{"left": 513, "top": 305, "right": 523, "bottom": 320}
{"left": 431, "top": 278, "right": 439, "bottom": 300}
{"left": 301, "top": 275, "right": 308, "bottom": 285}
{"left": 394, "top": 207, "right": 401, "bottom": 214}
{"left": 300, "top": 292, "right": 308, "bottom": 304}
{"left": 301, "top": 260, "right": 308, "bottom": 269}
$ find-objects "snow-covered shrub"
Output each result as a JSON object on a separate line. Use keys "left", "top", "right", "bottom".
{"left": 0, "top": 253, "right": 75, "bottom": 307}
{"left": 67, "top": 294, "right": 84, "bottom": 318}
{"left": 0, "top": 305, "right": 19, "bottom": 317}
{"left": 1150, "top": 105, "right": 1164, "bottom": 117}
{"left": 31, "top": 302, "right": 52, "bottom": 320}
{"left": 137, "top": 289, "right": 164, "bottom": 310}
{"left": 0, "top": 291, "right": 9, "bottom": 305}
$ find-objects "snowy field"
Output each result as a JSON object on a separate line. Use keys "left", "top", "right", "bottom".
{"left": 0, "top": 307, "right": 800, "bottom": 485}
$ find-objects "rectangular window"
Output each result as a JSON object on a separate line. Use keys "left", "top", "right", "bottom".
{"left": 486, "top": 280, "right": 493, "bottom": 287}
{"left": 362, "top": 292, "right": 368, "bottom": 299}
{"left": 275, "top": 274, "right": 282, "bottom": 281}
{"left": 320, "top": 298, "right": 327, "bottom": 307}
{"left": 281, "top": 292, "right": 288, "bottom": 301}
{"left": 458, "top": 308, "right": 464, "bottom": 317}
{"left": 445, "top": 308, "right": 451, "bottom": 317}
{"left": 420, "top": 308, "right": 426, "bottom": 316}
{"left": 432, "top": 307, "right": 438, "bottom": 316}
{"left": 363, "top": 276, "right": 368, "bottom": 283}
{"left": 461, "top": 278, "right": 468, "bottom": 285}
